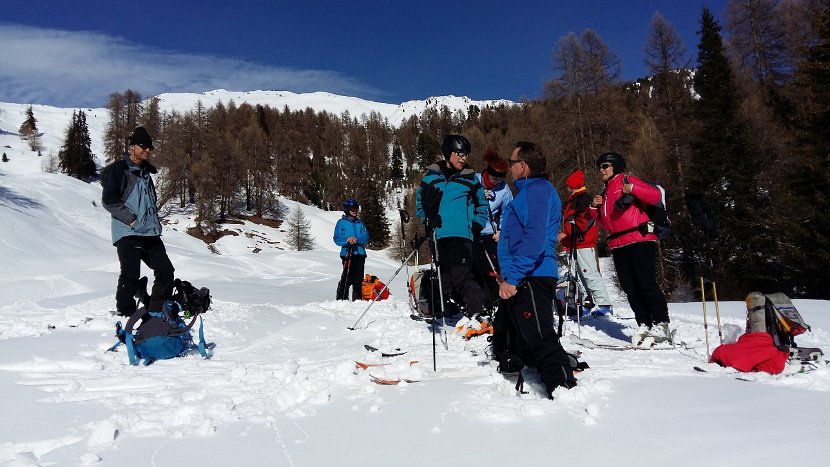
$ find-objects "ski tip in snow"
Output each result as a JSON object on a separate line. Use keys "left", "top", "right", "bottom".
{"left": 369, "top": 374, "right": 420, "bottom": 385}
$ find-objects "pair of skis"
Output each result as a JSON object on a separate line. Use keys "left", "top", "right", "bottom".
{"left": 359, "top": 344, "right": 419, "bottom": 384}
{"left": 568, "top": 334, "right": 677, "bottom": 351}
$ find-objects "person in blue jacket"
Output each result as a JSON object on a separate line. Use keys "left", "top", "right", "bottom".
{"left": 416, "top": 134, "right": 489, "bottom": 330}
{"left": 474, "top": 148, "right": 513, "bottom": 308}
{"left": 333, "top": 198, "right": 370, "bottom": 300}
{"left": 101, "top": 127, "right": 175, "bottom": 317}
{"left": 497, "top": 141, "right": 577, "bottom": 398}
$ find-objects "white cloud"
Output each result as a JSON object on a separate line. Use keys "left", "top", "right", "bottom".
{"left": 0, "top": 24, "right": 382, "bottom": 108}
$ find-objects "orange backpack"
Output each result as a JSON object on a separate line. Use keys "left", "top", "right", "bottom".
{"left": 362, "top": 274, "right": 390, "bottom": 301}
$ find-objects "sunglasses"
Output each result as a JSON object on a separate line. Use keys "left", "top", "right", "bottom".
{"left": 137, "top": 143, "right": 154, "bottom": 151}
{"left": 599, "top": 163, "right": 613, "bottom": 170}
{"left": 508, "top": 159, "right": 525, "bottom": 166}
{"left": 454, "top": 151, "right": 469, "bottom": 159}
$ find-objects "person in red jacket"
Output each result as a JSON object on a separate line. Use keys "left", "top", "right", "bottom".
{"left": 558, "top": 169, "right": 613, "bottom": 318}
{"left": 588, "top": 152, "right": 670, "bottom": 346}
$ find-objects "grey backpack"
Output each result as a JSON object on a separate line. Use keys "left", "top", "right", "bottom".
{"left": 745, "top": 292, "right": 822, "bottom": 362}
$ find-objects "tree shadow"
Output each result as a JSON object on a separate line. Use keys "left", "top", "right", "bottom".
{"left": 0, "top": 185, "right": 44, "bottom": 212}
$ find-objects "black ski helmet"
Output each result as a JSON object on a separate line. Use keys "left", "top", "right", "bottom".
{"left": 343, "top": 198, "right": 359, "bottom": 214}
{"left": 440, "top": 134, "right": 471, "bottom": 159}
{"left": 596, "top": 152, "right": 626, "bottom": 174}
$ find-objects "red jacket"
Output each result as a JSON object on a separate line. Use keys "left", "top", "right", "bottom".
{"left": 561, "top": 188, "right": 597, "bottom": 250}
{"left": 588, "top": 173, "right": 661, "bottom": 250}
{"left": 710, "top": 332, "right": 789, "bottom": 374}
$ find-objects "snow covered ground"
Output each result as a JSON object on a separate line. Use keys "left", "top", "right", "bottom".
{"left": 2, "top": 100, "right": 829, "bottom": 466}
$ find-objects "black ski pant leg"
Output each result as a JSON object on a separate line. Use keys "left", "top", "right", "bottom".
{"left": 115, "top": 236, "right": 143, "bottom": 316}
{"left": 438, "top": 238, "right": 486, "bottom": 317}
{"left": 626, "top": 242, "right": 668, "bottom": 324}
{"left": 349, "top": 254, "right": 366, "bottom": 301}
{"left": 142, "top": 236, "right": 175, "bottom": 312}
{"left": 336, "top": 255, "right": 349, "bottom": 300}
{"left": 611, "top": 243, "right": 648, "bottom": 326}
{"left": 475, "top": 234, "right": 500, "bottom": 310}
{"left": 611, "top": 242, "right": 668, "bottom": 326}
{"left": 507, "top": 277, "right": 572, "bottom": 395}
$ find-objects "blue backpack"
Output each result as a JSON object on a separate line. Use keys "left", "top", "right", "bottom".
{"left": 111, "top": 279, "right": 212, "bottom": 366}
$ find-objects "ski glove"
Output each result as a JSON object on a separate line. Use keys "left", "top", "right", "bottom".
{"left": 425, "top": 214, "right": 443, "bottom": 231}
{"left": 472, "top": 222, "right": 483, "bottom": 241}
{"left": 614, "top": 193, "right": 635, "bottom": 211}
{"left": 420, "top": 183, "right": 443, "bottom": 221}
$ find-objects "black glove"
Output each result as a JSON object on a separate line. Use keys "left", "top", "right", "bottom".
{"left": 472, "top": 222, "right": 483, "bottom": 241}
{"left": 420, "top": 183, "right": 443, "bottom": 221}
{"left": 425, "top": 214, "right": 443, "bottom": 231}
{"left": 614, "top": 193, "right": 635, "bottom": 211}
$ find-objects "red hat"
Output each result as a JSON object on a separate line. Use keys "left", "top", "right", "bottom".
{"left": 565, "top": 169, "right": 585, "bottom": 189}
{"left": 483, "top": 148, "right": 508, "bottom": 178}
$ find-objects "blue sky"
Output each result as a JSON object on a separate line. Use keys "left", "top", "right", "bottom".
{"left": 0, "top": 0, "right": 728, "bottom": 108}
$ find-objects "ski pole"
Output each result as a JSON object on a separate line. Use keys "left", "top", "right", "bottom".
{"left": 430, "top": 228, "right": 449, "bottom": 351}
{"left": 348, "top": 235, "right": 428, "bottom": 330}
{"left": 399, "top": 207, "right": 415, "bottom": 313}
{"left": 712, "top": 281, "right": 723, "bottom": 346}
{"left": 700, "top": 276, "right": 711, "bottom": 359}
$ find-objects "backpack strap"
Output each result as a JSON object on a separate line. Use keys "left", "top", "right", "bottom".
{"left": 196, "top": 316, "right": 207, "bottom": 358}
{"left": 607, "top": 176, "right": 650, "bottom": 241}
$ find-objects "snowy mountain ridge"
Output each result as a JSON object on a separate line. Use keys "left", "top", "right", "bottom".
{"left": 0, "top": 89, "right": 515, "bottom": 162}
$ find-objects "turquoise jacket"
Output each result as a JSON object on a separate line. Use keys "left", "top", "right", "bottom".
{"left": 497, "top": 175, "right": 561, "bottom": 286}
{"left": 333, "top": 215, "right": 369, "bottom": 256}
{"left": 416, "top": 163, "right": 488, "bottom": 240}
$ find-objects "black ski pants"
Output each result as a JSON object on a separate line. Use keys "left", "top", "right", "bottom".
{"left": 337, "top": 253, "right": 366, "bottom": 301}
{"left": 435, "top": 237, "right": 485, "bottom": 317}
{"left": 501, "top": 276, "right": 574, "bottom": 395}
{"left": 115, "top": 235, "right": 175, "bottom": 315}
{"left": 611, "top": 241, "right": 669, "bottom": 327}
{"left": 473, "top": 234, "right": 501, "bottom": 311}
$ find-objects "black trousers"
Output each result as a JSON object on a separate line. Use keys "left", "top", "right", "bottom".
{"left": 611, "top": 241, "right": 669, "bottom": 327}
{"left": 435, "top": 237, "right": 485, "bottom": 317}
{"left": 337, "top": 254, "right": 366, "bottom": 301}
{"left": 116, "top": 235, "right": 175, "bottom": 315}
{"left": 501, "top": 276, "right": 573, "bottom": 394}
{"left": 473, "top": 234, "right": 501, "bottom": 311}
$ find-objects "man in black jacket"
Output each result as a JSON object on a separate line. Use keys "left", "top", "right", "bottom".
{"left": 101, "top": 127, "right": 174, "bottom": 317}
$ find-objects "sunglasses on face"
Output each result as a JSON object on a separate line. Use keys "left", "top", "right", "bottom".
{"left": 508, "top": 159, "right": 524, "bottom": 166}
{"left": 454, "top": 151, "right": 469, "bottom": 159}
{"left": 599, "top": 163, "right": 613, "bottom": 170}
{"left": 137, "top": 143, "right": 154, "bottom": 151}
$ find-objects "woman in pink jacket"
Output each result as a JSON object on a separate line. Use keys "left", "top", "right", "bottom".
{"left": 588, "top": 152, "right": 670, "bottom": 346}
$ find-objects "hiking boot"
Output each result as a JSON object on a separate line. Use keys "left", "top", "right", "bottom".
{"left": 456, "top": 314, "right": 493, "bottom": 339}
{"left": 580, "top": 307, "right": 591, "bottom": 318}
{"left": 647, "top": 322, "right": 672, "bottom": 344}
{"left": 631, "top": 324, "right": 651, "bottom": 346}
{"left": 591, "top": 305, "right": 613, "bottom": 318}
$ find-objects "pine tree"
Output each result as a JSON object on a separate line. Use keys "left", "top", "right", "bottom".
{"left": 390, "top": 143, "right": 404, "bottom": 185}
{"left": 58, "top": 110, "right": 97, "bottom": 180}
{"left": 687, "top": 7, "right": 773, "bottom": 297}
{"left": 18, "top": 105, "right": 41, "bottom": 151}
{"left": 359, "top": 176, "right": 390, "bottom": 249}
{"left": 784, "top": 3, "right": 830, "bottom": 297}
{"left": 285, "top": 205, "right": 315, "bottom": 251}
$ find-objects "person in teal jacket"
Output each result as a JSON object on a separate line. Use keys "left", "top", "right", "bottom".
{"left": 333, "top": 198, "right": 370, "bottom": 300}
{"left": 496, "top": 141, "right": 577, "bottom": 398}
{"left": 416, "top": 135, "right": 489, "bottom": 328}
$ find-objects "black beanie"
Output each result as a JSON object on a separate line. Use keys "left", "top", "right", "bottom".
{"left": 128, "top": 127, "right": 154, "bottom": 149}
